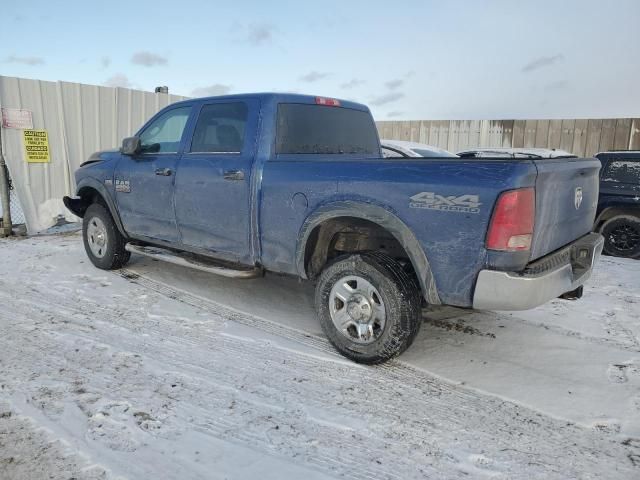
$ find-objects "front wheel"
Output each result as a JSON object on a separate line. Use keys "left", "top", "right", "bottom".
{"left": 600, "top": 214, "right": 640, "bottom": 259}
{"left": 315, "top": 252, "right": 422, "bottom": 364}
{"left": 82, "top": 203, "right": 131, "bottom": 270}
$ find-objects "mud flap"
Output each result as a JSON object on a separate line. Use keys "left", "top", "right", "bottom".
{"left": 63, "top": 196, "right": 87, "bottom": 218}
{"left": 558, "top": 285, "right": 583, "bottom": 301}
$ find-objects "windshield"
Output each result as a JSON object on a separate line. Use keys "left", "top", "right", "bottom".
{"left": 412, "top": 148, "right": 457, "bottom": 158}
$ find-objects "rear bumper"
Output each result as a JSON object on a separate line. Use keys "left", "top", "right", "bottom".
{"left": 472, "top": 233, "right": 604, "bottom": 311}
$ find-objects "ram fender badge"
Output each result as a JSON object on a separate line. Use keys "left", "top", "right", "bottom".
{"left": 115, "top": 179, "right": 131, "bottom": 193}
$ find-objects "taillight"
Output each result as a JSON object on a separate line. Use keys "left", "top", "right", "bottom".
{"left": 486, "top": 188, "right": 535, "bottom": 251}
{"left": 315, "top": 97, "right": 340, "bottom": 107}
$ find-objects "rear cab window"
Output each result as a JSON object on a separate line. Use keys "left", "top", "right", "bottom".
{"left": 276, "top": 104, "right": 380, "bottom": 155}
{"left": 602, "top": 158, "right": 640, "bottom": 184}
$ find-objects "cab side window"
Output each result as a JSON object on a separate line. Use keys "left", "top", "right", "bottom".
{"left": 190, "top": 103, "right": 248, "bottom": 153}
{"left": 139, "top": 106, "right": 191, "bottom": 154}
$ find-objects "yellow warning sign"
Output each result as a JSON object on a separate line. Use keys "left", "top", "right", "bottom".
{"left": 23, "top": 129, "right": 50, "bottom": 163}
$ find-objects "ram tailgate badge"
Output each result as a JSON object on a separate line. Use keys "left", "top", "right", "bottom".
{"left": 575, "top": 187, "right": 583, "bottom": 209}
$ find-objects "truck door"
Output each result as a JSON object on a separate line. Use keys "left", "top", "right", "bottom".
{"left": 174, "top": 99, "right": 259, "bottom": 264}
{"left": 114, "top": 105, "right": 192, "bottom": 243}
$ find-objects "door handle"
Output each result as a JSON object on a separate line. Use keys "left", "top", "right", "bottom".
{"left": 155, "top": 168, "right": 172, "bottom": 176}
{"left": 223, "top": 169, "right": 245, "bottom": 181}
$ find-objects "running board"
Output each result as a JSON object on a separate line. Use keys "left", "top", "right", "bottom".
{"left": 125, "top": 244, "right": 263, "bottom": 279}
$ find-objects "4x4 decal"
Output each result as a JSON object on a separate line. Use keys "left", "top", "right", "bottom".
{"left": 410, "top": 192, "right": 481, "bottom": 214}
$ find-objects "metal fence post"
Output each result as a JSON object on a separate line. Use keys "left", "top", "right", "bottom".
{"left": 0, "top": 123, "right": 12, "bottom": 236}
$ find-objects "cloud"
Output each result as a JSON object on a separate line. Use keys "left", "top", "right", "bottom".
{"left": 341, "top": 78, "right": 365, "bottom": 89}
{"left": 369, "top": 92, "right": 404, "bottom": 106}
{"left": 5, "top": 55, "right": 45, "bottom": 66}
{"left": 299, "top": 71, "right": 330, "bottom": 83}
{"left": 543, "top": 80, "right": 568, "bottom": 91}
{"left": 104, "top": 74, "right": 133, "bottom": 88}
{"left": 247, "top": 23, "right": 275, "bottom": 45}
{"left": 191, "top": 83, "right": 232, "bottom": 97}
{"left": 385, "top": 79, "right": 404, "bottom": 90}
{"left": 101, "top": 56, "right": 111, "bottom": 68}
{"left": 386, "top": 111, "right": 404, "bottom": 118}
{"left": 131, "top": 51, "right": 168, "bottom": 67}
{"left": 230, "top": 22, "right": 276, "bottom": 46}
{"left": 522, "top": 54, "right": 564, "bottom": 73}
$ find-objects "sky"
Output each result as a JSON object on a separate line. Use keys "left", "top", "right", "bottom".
{"left": 1, "top": 0, "right": 639, "bottom": 120}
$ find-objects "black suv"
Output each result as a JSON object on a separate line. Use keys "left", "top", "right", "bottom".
{"left": 594, "top": 151, "right": 640, "bottom": 258}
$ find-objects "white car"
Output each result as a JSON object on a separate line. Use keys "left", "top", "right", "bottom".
{"left": 380, "top": 140, "right": 458, "bottom": 158}
{"left": 457, "top": 147, "right": 576, "bottom": 158}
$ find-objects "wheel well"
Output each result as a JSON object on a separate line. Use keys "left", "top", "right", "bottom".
{"left": 74, "top": 187, "right": 108, "bottom": 217}
{"left": 303, "top": 217, "right": 414, "bottom": 280}
{"left": 595, "top": 206, "right": 640, "bottom": 231}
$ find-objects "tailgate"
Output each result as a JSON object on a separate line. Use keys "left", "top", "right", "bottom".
{"left": 530, "top": 157, "right": 601, "bottom": 260}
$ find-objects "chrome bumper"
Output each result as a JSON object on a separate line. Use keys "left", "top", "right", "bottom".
{"left": 472, "top": 233, "right": 604, "bottom": 311}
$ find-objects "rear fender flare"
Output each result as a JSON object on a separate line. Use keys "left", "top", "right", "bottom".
{"left": 296, "top": 201, "right": 440, "bottom": 305}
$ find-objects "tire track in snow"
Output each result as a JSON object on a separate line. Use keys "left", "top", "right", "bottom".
{"left": 1, "top": 271, "right": 638, "bottom": 479}
{"left": 465, "top": 308, "right": 640, "bottom": 353}
{"left": 119, "top": 269, "right": 337, "bottom": 355}
{"left": 0, "top": 401, "right": 112, "bottom": 480}
{"left": 1, "top": 299, "right": 637, "bottom": 480}
{"left": 0, "top": 298, "right": 441, "bottom": 479}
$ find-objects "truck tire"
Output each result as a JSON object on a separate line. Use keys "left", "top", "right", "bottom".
{"left": 82, "top": 203, "right": 131, "bottom": 270}
{"left": 600, "top": 214, "right": 640, "bottom": 259}
{"left": 315, "top": 252, "right": 421, "bottom": 364}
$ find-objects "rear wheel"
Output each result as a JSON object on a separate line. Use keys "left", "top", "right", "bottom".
{"left": 83, "top": 203, "right": 131, "bottom": 269}
{"left": 315, "top": 252, "right": 422, "bottom": 364}
{"left": 600, "top": 215, "right": 640, "bottom": 259}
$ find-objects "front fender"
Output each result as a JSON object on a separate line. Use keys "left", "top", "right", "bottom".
{"left": 295, "top": 200, "right": 440, "bottom": 305}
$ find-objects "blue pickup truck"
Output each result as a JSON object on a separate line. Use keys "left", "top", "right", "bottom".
{"left": 64, "top": 93, "right": 604, "bottom": 363}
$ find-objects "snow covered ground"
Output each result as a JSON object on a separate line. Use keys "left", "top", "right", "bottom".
{"left": 0, "top": 230, "right": 639, "bottom": 479}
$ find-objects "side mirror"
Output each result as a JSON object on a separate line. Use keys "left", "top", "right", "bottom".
{"left": 121, "top": 136, "right": 141, "bottom": 155}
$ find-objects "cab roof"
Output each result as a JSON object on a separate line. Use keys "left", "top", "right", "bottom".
{"left": 170, "top": 92, "right": 370, "bottom": 112}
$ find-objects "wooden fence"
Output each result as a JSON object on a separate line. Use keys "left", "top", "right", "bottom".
{"left": 376, "top": 118, "right": 640, "bottom": 157}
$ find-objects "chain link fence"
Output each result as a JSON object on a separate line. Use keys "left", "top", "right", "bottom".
{"left": 0, "top": 164, "right": 26, "bottom": 227}
{"left": 9, "top": 188, "right": 26, "bottom": 226}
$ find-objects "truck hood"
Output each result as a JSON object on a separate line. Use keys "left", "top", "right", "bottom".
{"left": 80, "top": 149, "right": 119, "bottom": 167}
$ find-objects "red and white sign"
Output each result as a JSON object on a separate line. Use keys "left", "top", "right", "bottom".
{"left": 1, "top": 108, "right": 33, "bottom": 129}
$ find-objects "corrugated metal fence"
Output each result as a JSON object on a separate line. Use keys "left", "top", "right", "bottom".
{"left": 1, "top": 74, "right": 639, "bottom": 234}
{"left": 0, "top": 75, "right": 186, "bottom": 233}
{"left": 376, "top": 119, "right": 640, "bottom": 156}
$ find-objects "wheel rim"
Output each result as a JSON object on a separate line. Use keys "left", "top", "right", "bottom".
{"left": 329, "top": 275, "right": 386, "bottom": 344}
{"left": 608, "top": 223, "right": 640, "bottom": 254}
{"left": 87, "top": 216, "right": 108, "bottom": 258}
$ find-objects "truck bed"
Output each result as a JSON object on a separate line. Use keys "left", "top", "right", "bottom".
{"left": 259, "top": 155, "right": 600, "bottom": 307}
